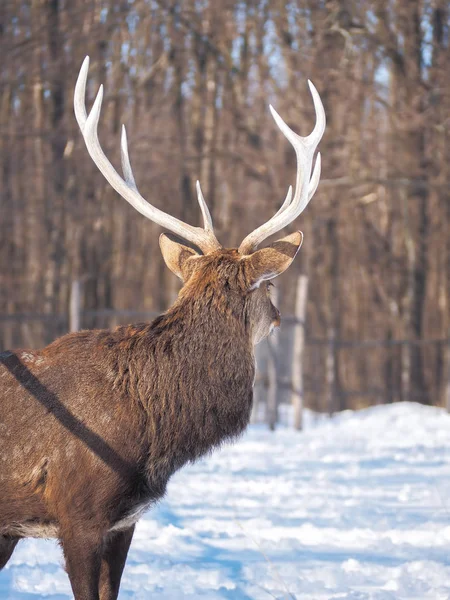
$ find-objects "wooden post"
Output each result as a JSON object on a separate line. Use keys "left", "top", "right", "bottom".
{"left": 401, "top": 341, "right": 411, "bottom": 402}
{"left": 291, "top": 275, "right": 308, "bottom": 430}
{"left": 446, "top": 333, "right": 450, "bottom": 414}
{"left": 3, "top": 299, "right": 14, "bottom": 350}
{"left": 69, "top": 279, "right": 81, "bottom": 333}
{"left": 327, "top": 326, "right": 336, "bottom": 415}
{"left": 267, "top": 288, "right": 279, "bottom": 431}
{"left": 250, "top": 382, "right": 260, "bottom": 424}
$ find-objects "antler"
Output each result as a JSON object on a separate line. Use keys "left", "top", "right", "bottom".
{"left": 238, "top": 81, "right": 325, "bottom": 255}
{"left": 74, "top": 57, "right": 221, "bottom": 254}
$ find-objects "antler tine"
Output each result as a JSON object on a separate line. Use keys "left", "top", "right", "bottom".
{"left": 238, "top": 81, "right": 325, "bottom": 255}
{"left": 307, "top": 151, "right": 322, "bottom": 202}
{"left": 74, "top": 56, "right": 90, "bottom": 130}
{"left": 196, "top": 181, "right": 214, "bottom": 232}
{"left": 120, "top": 125, "right": 138, "bottom": 189}
{"left": 271, "top": 158, "right": 320, "bottom": 222}
{"left": 74, "top": 56, "right": 221, "bottom": 254}
{"left": 273, "top": 186, "right": 293, "bottom": 219}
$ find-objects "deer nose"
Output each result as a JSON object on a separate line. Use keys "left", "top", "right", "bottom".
{"left": 273, "top": 309, "right": 281, "bottom": 329}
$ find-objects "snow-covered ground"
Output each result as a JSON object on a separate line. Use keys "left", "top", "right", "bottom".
{"left": 1, "top": 402, "right": 450, "bottom": 599}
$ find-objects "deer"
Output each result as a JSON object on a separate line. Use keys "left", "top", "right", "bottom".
{"left": 0, "top": 56, "right": 325, "bottom": 600}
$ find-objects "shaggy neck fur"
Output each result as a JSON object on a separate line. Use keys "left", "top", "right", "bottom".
{"left": 99, "top": 263, "right": 255, "bottom": 492}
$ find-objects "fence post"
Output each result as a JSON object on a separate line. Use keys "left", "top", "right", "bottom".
{"left": 401, "top": 340, "right": 411, "bottom": 402}
{"left": 3, "top": 301, "right": 13, "bottom": 350}
{"left": 291, "top": 275, "right": 308, "bottom": 430}
{"left": 69, "top": 279, "right": 81, "bottom": 332}
{"left": 327, "top": 326, "right": 336, "bottom": 415}
{"left": 447, "top": 334, "right": 450, "bottom": 414}
{"left": 267, "top": 288, "right": 279, "bottom": 430}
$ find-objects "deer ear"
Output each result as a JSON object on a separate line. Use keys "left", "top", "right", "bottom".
{"left": 244, "top": 231, "right": 303, "bottom": 289}
{"left": 159, "top": 233, "right": 201, "bottom": 281}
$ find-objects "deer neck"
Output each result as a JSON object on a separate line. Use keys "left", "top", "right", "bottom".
{"left": 107, "top": 299, "right": 255, "bottom": 484}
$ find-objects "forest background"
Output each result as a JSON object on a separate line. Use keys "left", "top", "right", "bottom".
{"left": 1, "top": 0, "right": 449, "bottom": 411}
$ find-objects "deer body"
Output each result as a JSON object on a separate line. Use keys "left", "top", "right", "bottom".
{"left": 0, "top": 58, "right": 325, "bottom": 599}
{"left": 0, "top": 254, "right": 256, "bottom": 536}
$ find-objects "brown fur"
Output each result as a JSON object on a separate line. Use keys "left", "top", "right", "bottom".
{"left": 0, "top": 236, "right": 301, "bottom": 600}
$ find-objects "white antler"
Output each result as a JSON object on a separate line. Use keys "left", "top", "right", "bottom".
{"left": 74, "top": 56, "right": 221, "bottom": 254}
{"left": 239, "top": 81, "right": 325, "bottom": 254}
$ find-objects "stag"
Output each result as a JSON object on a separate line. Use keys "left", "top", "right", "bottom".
{"left": 0, "top": 57, "right": 325, "bottom": 600}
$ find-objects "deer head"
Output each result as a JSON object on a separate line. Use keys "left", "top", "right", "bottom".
{"left": 74, "top": 57, "right": 325, "bottom": 345}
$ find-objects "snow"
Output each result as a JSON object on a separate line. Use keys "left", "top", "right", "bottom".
{"left": 1, "top": 402, "right": 450, "bottom": 599}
